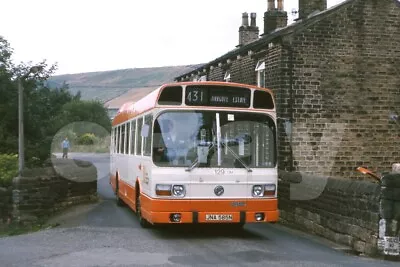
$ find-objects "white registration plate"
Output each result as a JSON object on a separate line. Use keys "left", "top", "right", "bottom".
{"left": 205, "top": 214, "right": 233, "bottom": 221}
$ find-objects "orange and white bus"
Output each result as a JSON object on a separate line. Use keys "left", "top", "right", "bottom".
{"left": 110, "top": 81, "right": 279, "bottom": 228}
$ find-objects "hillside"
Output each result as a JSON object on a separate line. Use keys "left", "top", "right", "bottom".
{"left": 49, "top": 64, "right": 201, "bottom": 102}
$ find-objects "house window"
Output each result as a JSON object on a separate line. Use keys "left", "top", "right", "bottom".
{"left": 198, "top": 75, "right": 207, "bottom": 81}
{"left": 255, "top": 60, "right": 265, "bottom": 88}
{"left": 224, "top": 71, "right": 231, "bottom": 82}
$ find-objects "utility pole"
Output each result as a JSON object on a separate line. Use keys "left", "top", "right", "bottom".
{"left": 18, "top": 66, "right": 41, "bottom": 175}
{"left": 18, "top": 78, "right": 24, "bottom": 174}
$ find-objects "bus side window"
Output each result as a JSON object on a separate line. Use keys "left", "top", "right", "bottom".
{"left": 136, "top": 118, "right": 143, "bottom": 156}
{"left": 115, "top": 127, "right": 118, "bottom": 154}
{"left": 111, "top": 128, "right": 115, "bottom": 153}
{"left": 125, "top": 123, "right": 130, "bottom": 154}
{"left": 131, "top": 120, "right": 136, "bottom": 155}
{"left": 143, "top": 115, "right": 153, "bottom": 156}
{"left": 113, "top": 128, "right": 116, "bottom": 153}
{"left": 117, "top": 126, "right": 121, "bottom": 154}
{"left": 121, "top": 124, "right": 126, "bottom": 154}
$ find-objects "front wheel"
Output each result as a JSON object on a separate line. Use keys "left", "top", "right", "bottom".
{"left": 136, "top": 192, "right": 150, "bottom": 228}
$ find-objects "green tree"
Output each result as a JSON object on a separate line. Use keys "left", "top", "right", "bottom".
{"left": 55, "top": 100, "right": 111, "bottom": 137}
{"left": 0, "top": 35, "right": 111, "bottom": 165}
{"left": 0, "top": 36, "right": 80, "bottom": 164}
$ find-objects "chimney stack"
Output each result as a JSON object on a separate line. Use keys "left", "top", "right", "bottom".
{"left": 298, "top": 0, "right": 327, "bottom": 19}
{"left": 238, "top": 12, "right": 259, "bottom": 47}
{"left": 263, "top": 0, "right": 288, "bottom": 35}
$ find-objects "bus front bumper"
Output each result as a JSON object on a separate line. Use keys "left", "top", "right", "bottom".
{"left": 143, "top": 210, "right": 279, "bottom": 224}
{"left": 140, "top": 196, "right": 279, "bottom": 224}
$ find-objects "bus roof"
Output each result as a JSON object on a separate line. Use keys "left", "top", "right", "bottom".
{"left": 112, "top": 81, "right": 275, "bottom": 126}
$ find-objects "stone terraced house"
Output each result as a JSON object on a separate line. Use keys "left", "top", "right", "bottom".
{"left": 175, "top": 0, "right": 400, "bottom": 179}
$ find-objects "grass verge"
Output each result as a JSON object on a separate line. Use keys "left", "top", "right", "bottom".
{"left": 0, "top": 222, "right": 60, "bottom": 238}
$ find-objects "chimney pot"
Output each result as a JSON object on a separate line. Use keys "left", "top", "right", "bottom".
{"left": 268, "top": 0, "right": 275, "bottom": 11}
{"left": 250, "top": 13, "right": 257, "bottom": 27}
{"left": 242, "top": 12, "right": 249, "bottom": 26}
{"left": 277, "top": 0, "right": 284, "bottom": 11}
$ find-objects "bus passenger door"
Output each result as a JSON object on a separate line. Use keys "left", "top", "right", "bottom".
{"left": 137, "top": 116, "right": 152, "bottom": 198}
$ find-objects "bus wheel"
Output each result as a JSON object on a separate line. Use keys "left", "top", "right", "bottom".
{"left": 115, "top": 178, "right": 124, "bottom": 207}
{"left": 136, "top": 191, "right": 150, "bottom": 228}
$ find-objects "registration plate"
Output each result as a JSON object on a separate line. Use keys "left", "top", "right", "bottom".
{"left": 205, "top": 214, "right": 233, "bottom": 221}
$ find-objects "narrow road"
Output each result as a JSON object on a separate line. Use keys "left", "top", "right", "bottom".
{"left": 0, "top": 153, "right": 396, "bottom": 267}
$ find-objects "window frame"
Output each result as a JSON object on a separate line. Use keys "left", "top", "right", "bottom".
{"left": 255, "top": 60, "right": 265, "bottom": 88}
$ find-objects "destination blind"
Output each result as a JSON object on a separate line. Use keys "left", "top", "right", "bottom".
{"left": 185, "top": 85, "right": 251, "bottom": 108}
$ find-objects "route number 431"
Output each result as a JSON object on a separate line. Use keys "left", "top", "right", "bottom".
{"left": 187, "top": 90, "right": 204, "bottom": 102}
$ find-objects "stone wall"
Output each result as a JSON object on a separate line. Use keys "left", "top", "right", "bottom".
{"left": 12, "top": 159, "right": 98, "bottom": 224}
{"left": 280, "top": 0, "right": 400, "bottom": 177}
{"left": 230, "top": 55, "right": 256, "bottom": 86}
{"left": 0, "top": 187, "right": 12, "bottom": 228}
{"left": 279, "top": 171, "right": 400, "bottom": 257}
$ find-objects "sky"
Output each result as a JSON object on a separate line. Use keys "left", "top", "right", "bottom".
{"left": 1, "top": 0, "right": 346, "bottom": 75}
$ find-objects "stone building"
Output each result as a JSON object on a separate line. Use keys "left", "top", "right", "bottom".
{"left": 175, "top": 0, "right": 400, "bottom": 179}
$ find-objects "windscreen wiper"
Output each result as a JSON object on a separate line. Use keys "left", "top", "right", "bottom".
{"left": 185, "top": 143, "right": 214, "bottom": 172}
{"left": 220, "top": 141, "right": 252, "bottom": 172}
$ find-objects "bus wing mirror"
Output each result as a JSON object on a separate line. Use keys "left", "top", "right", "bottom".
{"left": 141, "top": 124, "right": 150, "bottom": 137}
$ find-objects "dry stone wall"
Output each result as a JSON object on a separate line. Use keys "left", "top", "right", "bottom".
{"left": 279, "top": 170, "right": 400, "bottom": 258}
{"left": 9, "top": 159, "right": 97, "bottom": 225}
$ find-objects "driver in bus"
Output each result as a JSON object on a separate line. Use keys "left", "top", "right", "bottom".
{"left": 154, "top": 119, "right": 178, "bottom": 163}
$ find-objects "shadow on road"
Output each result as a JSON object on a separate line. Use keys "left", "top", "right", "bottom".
{"left": 150, "top": 224, "right": 267, "bottom": 240}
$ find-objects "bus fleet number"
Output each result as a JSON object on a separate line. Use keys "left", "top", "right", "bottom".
{"left": 214, "top": 168, "right": 233, "bottom": 175}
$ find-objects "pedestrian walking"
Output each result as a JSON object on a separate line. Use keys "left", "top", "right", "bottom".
{"left": 62, "top": 137, "right": 70, "bottom": 158}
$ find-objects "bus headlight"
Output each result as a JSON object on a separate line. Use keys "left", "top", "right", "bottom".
{"left": 172, "top": 185, "right": 185, "bottom": 197}
{"left": 252, "top": 185, "right": 264, "bottom": 197}
{"left": 252, "top": 184, "right": 276, "bottom": 197}
{"left": 156, "top": 184, "right": 172, "bottom": 196}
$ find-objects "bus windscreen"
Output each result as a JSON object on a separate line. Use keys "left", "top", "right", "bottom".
{"left": 152, "top": 110, "right": 276, "bottom": 168}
